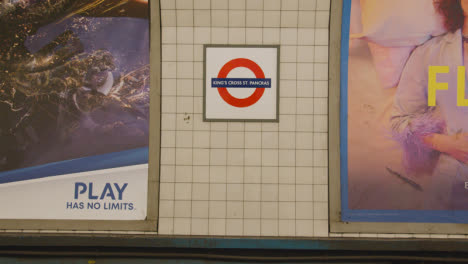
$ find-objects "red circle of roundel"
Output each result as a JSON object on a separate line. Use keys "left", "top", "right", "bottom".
{"left": 217, "top": 58, "right": 266, "bottom": 108}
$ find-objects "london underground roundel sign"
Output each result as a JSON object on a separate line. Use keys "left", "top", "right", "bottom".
{"left": 204, "top": 45, "right": 279, "bottom": 121}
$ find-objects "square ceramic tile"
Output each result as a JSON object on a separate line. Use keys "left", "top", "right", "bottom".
{"left": 247, "top": 0, "right": 263, "bottom": 10}
{"left": 191, "top": 218, "right": 209, "bottom": 235}
{"left": 280, "top": 28, "right": 298, "bottom": 45}
{"left": 177, "top": 79, "right": 194, "bottom": 96}
{"left": 177, "top": 10, "right": 194, "bottom": 26}
{"left": 313, "top": 184, "right": 328, "bottom": 202}
{"left": 297, "top": 28, "right": 315, "bottom": 45}
{"left": 244, "top": 149, "right": 262, "bottom": 166}
{"left": 313, "top": 167, "right": 328, "bottom": 185}
{"left": 210, "top": 183, "right": 227, "bottom": 200}
{"left": 227, "top": 183, "right": 244, "bottom": 200}
{"left": 313, "top": 150, "right": 327, "bottom": 167}
{"left": 227, "top": 201, "right": 244, "bottom": 218}
{"left": 229, "top": 0, "right": 245, "bottom": 9}
{"left": 279, "top": 115, "right": 296, "bottom": 132}
{"left": 313, "top": 133, "right": 327, "bottom": 150}
{"left": 211, "top": 0, "right": 228, "bottom": 9}
{"left": 279, "top": 184, "right": 295, "bottom": 201}
{"left": 313, "top": 202, "right": 328, "bottom": 220}
{"left": 315, "top": 11, "right": 329, "bottom": 28}
{"left": 279, "top": 202, "right": 295, "bottom": 219}
{"left": 261, "top": 184, "right": 279, "bottom": 201}
{"left": 314, "top": 80, "right": 328, "bottom": 97}
{"left": 211, "top": 10, "right": 229, "bottom": 27}
{"left": 313, "top": 220, "right": 328, "bottom": 237}
{"left": 227, "top": 149, "right": 245, "bottom": 165}
{"left": 160, "top": 183, "right": 175, "bottom": 200}
{"left": 296, "top": 132, "right": 313, "bottom": 150}
{"left": 279, "top": 219, "right": 296, "bottom": 236}
{"left": 314, "top": 63, "right": 328, "bottom": 81}
{"left": 299, "top": 0, "right": 316, "bottom": 10}
{"left": 192, "top": 183, "right": 210, "bottom": 200}
{"left": 174, "top": 201, "right": 191, "bottom": 217}
{"left": 161, "top": 0, "right": 176, "bottom": 9}
{"left": 211, "top": 28, "right": 229, "bottom": 44}
{"left": 161, "top": 10, "right": 177, "bottom": 27}
{"left": 264, "top": 0, "right": 280, "bottom": 10}
{"left": 159, "top": 200, "right": 175, "bottom": 217}
{"left": 296, "top": 220, "right": 313, "bottom": 236}
{"left": 246, "top": 11, "right": 263, "bottom": 27}
{"left": 296, "top": 167, "right": 313, "bottom": 184}
{"left": 315, "top": 28, "right": 329, "bottom": 45}
{"left": 160, "top": 165, "right": 176, "bottom": 182}
{"left": 261, "top": 219, "right": 279, "bottom": 236}
{"left": 262, "top": 28, "right": 280, "bottom": 44}
{"left": 176, "top": 165, "right": 193, "bottom": 182}
{"left": 209, "top": 201, "right": 227, "bottom": 218}
{"left": 177, "top": 0, "right": 194, "bottom": 9}
{"left": 175, "top": 183, "right": 192, "bottom": 200}
{"left": 279, "top": 132, "right": 296, "bottom": 149}
{"left": 262, "top": 149, "right": 279, "bottom": 166}
{"left": 263, "top": 11, "right": 280, "bottom": 27}
{"left": 298, "top": 11, "right": 315, "bottom": 28}
{"left": 261, "top": 202, "right": 278, "bottom": 219}
{"left": 193, "top": 166, "right": 210, "bottom": 182}
{"left": 209, "top": 219, "right": 226, "bottom": 235}
{"left": 210, "top": 165, "right": 227, "bottom": 182}
{"left": 193, "top": 148, "right": 210, "bottom": 165}
{"left": 227, "top": 166, "right": 244, "bottom": 183}
{"left": 246, "top": 28, "right": 263, "bottom": 44}
{"left": 296, "top": 201, "right": 313, "bottom": 219}
{"left": 244, "top": 184, "right": 261, "bottom": 201}
{"left": 160, "top": 148, "right": 176, "bottom": 165}
{"left": 229, "top": 11, "right": 246, "bottom": 27}
{"left": 296, "top": 98, "right": 314, "bottom": 115}
{"left": 262, "top": 167, "right": 279, "bottom": 183}
{"left": 195, "top": 11, "right": 211, "bottom": 27}
{"left": 282, "top": 0, "right": 298, "bottom": 10}
{"left": 226, "top": 219, "right": 244, "bottom": 235}
{"left": 158, "top": 218, "right": 174, "bottom": 235}
{"left": 316, "top": 0, "right": 330, "bottom": 10}
{"left": 280, "top": 46, "right": 297, "bottom": 63}
{"left": 279, "top": 149, "right": 295, "bottom": 166}
{"left": 194, "top": 0, "right": 211, "bottom": 9}
{"left": 281, "top": 11, "right": 298, "bottom": 28}
{"left": 228, "top": 28, "right": 246, "bottom": 44}
{"left": 296, "top": 184, "right": 313, "bottom": 201}
{"left": 162, "top": 97, "right": 177, "bottom": 114}
{"left": 162, "top": 79, "right": 177, "bottom": 96}
{"left": 297, "top": 63, "right": 314, "bottom": 80}
{"left": 244, "top": 202, "right": 261, "bottom": 218}
{"left": 297, "top": 46, "right": 315, "bottom": 62}
{"left": 296, "top": 150, "right": 313, "bottom": 167}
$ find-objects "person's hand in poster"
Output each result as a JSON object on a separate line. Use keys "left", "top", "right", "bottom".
{"left": 424, "top": 133, "right": 468, "bottom": 164}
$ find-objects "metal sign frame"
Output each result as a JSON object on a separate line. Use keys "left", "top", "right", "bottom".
{"left": 203, "top": 45, "right": 280, "bottom": 123}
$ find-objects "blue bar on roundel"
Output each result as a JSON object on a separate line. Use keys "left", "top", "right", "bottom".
{"left": 211, "top": 78, "right": 272, "bottom": 88}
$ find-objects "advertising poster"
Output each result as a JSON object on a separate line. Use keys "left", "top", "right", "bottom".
{"left": 342, "top": 0, "right": 468, "bottom": 223}
{"left": 0, "top": 0, "right": 150, "bottom": 221}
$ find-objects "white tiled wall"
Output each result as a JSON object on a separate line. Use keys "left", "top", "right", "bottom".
{"left": 159, "top": 0, "right": 330, "bottom": 237}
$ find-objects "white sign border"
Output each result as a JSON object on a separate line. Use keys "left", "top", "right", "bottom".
{"left": 203, "top": 45, "right": 280, "bottom": 122}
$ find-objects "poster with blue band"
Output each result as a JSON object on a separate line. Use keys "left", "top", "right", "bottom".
{"left": 342, "top": 0, "right": 468, "bottom": 223}
{"left": 0, "top": 0, "right": 149, "bottom": 220}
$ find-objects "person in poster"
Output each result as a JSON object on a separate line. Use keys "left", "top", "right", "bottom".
{"left": 391, "top": 0, "right": 468, "bottom": 210}
{"left": 0, "top": 0, "right": 149, "bottom": 174}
